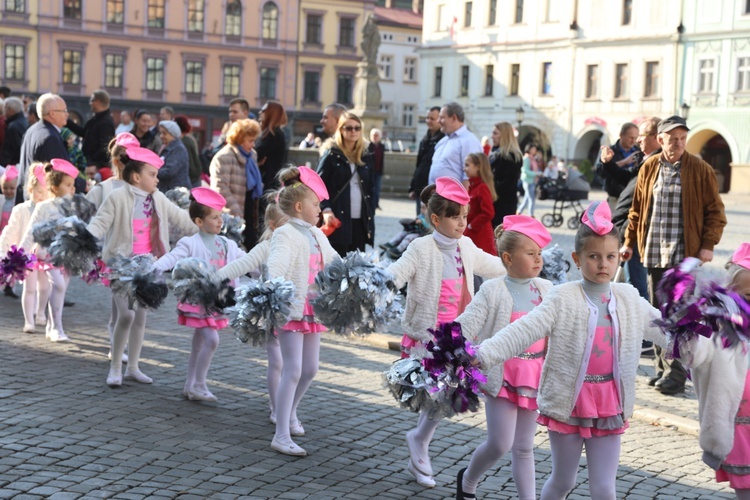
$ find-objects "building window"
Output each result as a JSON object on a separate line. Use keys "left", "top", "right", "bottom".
{"left": 306, "top": 14, "right": 322, "bottom": 44}
{"left": 539, "top": 62, "right": 552, "bottom": 95}
{"left": 106, "top": 0, "right": 124, "bottom": 24}
{"left": 223, "top": 64, "right": 241, "bottom": 97}
{"left": 464, "top": 2, "right": 472, "bottom": 28}
{"left": 514, "top": 0, "right": 523, "bottom": 24}
{"left": 460, "top": 65, "right": 469, "bottom": 97}
{"left": 147, "top": 0, "right": 164, "bottom": 29}
{"left": 5, "top": 0, "right": 25, "bottom": 13}
{"left": 644, "top": 61, "right": 659, "bottom": 97}
{"left": 488, "top": 0, "right": 497, "bottom": 25}
{"left": 614, "top": 63, "right": 628, "bottom": 98}
{"left": 145, "top": 57, "right": 164, "bottom": 91}
{"left": 303, "top": 71, "right": 320, "bottom": 103}
{"left": 404, "top": 57, "right": 417, "bottom": 82}
{"left": 104, "top": 53, "right": 124, "bottom": 88}
{"left": 378, "top": 54, "right": 392, "bottom": 80}
{"left": 437, "top": 4, "right": 445, "bottom": 31}
{"left": 188, "top": 0, "right": 204, "bottom": 33}
{"left": 337, "top": 73, "right": 353, "bottom": 105}
{"left": 185, "top": 60, "right": 203, "bottom": 94}
{"left": 544, "top": 0, "right": 558, "bottom": 21}
{"left": 62, "top": 49, "right": 82, "bottom": 85}
{"left": 380, "top": 102, "right": 391, "bottom": 126}
{"left": 340, "top": 17, "right": 355, "bottom": 47}
{"left": 262, "top": 2, "right": 278, "bottom": 40}
{"left": 63, "top": 0, "right": 81, "bottom": 19}
{"left": 484, "top": 64, "right": 494, "bottom": 96}
{"left": 746, "top": 0, "right": 750, "bottom": 14}
{"left": 434, "top": 66, "right": 443, "bottom": 97}
{"left": 585, "top": 64, "right": 598, "bottom": 98}
{"left": 509, "top": 63, "right": 520, "bottom": 95}
{"left": 259, "top": 67, "right": 276, "bottom": 99}
{"left": 737, "top": 57, "right": 750, "bottom": 92}
{"left": 226, "top": 0, "right": 242, "bottom": 37}
{"left": 4, "top": 44, "right": 25, "bottom": 80}
{"left": 402, "top": 104, "right": 415, "bottom": 127}
{"left": 622, "top": 0, "right": 632, "bottom": 25}
{"left": 697, "top": 59, "right": 715, "bottom": 94}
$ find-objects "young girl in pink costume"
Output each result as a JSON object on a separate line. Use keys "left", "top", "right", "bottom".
{"left": 476, "top": 201, "right": 667, "bottom": 500}
{"left": 455, "top": 215, "right": 553, "bottom": 499}
{"left": 1, "top": 165, "right": 18, "bottom": 232}
{"left": 677, "top": 243, "right": 750, "bottom": 498}
{"left": 218, "top": 198, "right": 288, "bottom": 422}
{"left": 154, "top": 187, "right": 242, "bottom": 402}
{"left": 0, "top": 164, "right": 49, "bottom": 332}
{"left": 86, "top": 147, "right": 196, "bottom": 387}
{"left": 264, "top": 166, "right": 336, "bottom": 457}
{"left": 20, "top": 159, "right": 79, "bottom": 342}
{"left": 387, "top": 177, "right": 505, "bottom": 488}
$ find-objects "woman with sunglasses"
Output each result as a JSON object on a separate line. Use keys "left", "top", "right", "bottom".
{"left": 316, "top": 112, "right": 375, "bottom": 256}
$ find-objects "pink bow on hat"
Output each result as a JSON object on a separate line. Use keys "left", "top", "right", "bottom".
{"left": 298, "top": 166, "right": 329, "bottom": 201}
{"left": 115, "top": 132, "right": 139, "bottom": 149}
{"left": 581, "top": 201, "right": 614, "bottom": 235}
{"left": 503, "top": 215, "right": 552, "bottom": 248}
{"left": 732, "top": 243, "right": 750, "bottom": 271}
{"left": 191, "top": 187, "right": 226, "bottom": 212}
{"left": 436, "top": 177, "right": 470, "bottom": 205}
{"left": 50, "top": 158, "right": 80, "bottom": 179}
{"left": 3, "top": 165, "right": 18, "bottom": 182}
{"left": 33, "top": 164, "right": 46, "bottom": 188}
{"left": 126, "top": 147, "right": 164, "bottom": 169}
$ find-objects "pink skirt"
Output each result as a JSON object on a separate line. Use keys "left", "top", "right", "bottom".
{"left": 177, "top": 303, "right": 228, "bottom": 330}
{"left": 538, "top": 380, "right": 627, "bottom": 438}
{"left": 279, "top": 299, "right": 325, "bottom": 334}
{"left": 497, "top": 338, "right": 546, "bottom": 410}
{"left": 716, "top": 370, "right": 750, "bottom": 488}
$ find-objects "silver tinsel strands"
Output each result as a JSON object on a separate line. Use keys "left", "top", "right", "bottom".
{"left": 312, "top": 251, "right": 403, "bottom": 335}
{"left": 540, "top": 244, "right": 569, "bottom": 284}
{"left": 220, "top": 213, "right": 245, "bottom": 250}
{"left": 382, "top": 357, "right": 435, "bottom": 414}
{"left": 228, "top": 277, "right": 295, "bottom": 346}
{"left": 170, "top": 258, "right": 234, "bottom": 315}
{"left": 46, "top": 216, "right": 102, "bottom": 276}
{"left": 107, "top": 254, "right": 168, "bottom": 310}
{"left": 165, "top": 187, "right": 191, "bottom": 210}
{"left": 57, "top": 194, "right": 97, "bottom": 223}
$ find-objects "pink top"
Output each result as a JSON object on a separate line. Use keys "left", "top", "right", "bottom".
{"left": 498, "top": 311, "right": 546, "bottom": 410}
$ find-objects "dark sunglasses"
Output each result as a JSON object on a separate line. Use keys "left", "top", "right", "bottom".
{"left": 342, "top": 125, "right": 361, "bottom": 132}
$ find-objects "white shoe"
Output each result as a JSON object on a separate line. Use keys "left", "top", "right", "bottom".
{"left": 407, "top": 460, "right": 436, "bottom": 488}
{"left": 269, "top": 413, "right": 277, "bottom": 424}
{"left": 107, "top": 365, "right": 122, "bottom": 387}
{"left": 47, "top": 330, "right": 70, "bottom": 342}
{"left": 405, "top": 429, "right": 433, "bottom": 476}
{"left": 187, "top": 388, "right": 217, "bottom": 402}
{"left": 271, "top": 437, "right": 307, "bottom": 457}
{"left": 290, "top": 420, "right": 305, "bottom": 437}
{"left": 35, "top": 316, "right": 47, "bottom": 326}
{"left": 107, "top": 351, "right": 128, "bottom": 363}
{"left": 124, "top": 369, "right": 153, "bottom": 384}
{"left": 23, "top": 324, "right": 35, "bottom": 333}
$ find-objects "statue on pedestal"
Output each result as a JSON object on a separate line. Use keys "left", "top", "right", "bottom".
{"left": 353, "top": 13, "right": 384, "bottom": 122}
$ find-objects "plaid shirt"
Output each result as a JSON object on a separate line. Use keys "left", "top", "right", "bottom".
{"left": 643, "top": 159, "right": 684, "bottom": 268}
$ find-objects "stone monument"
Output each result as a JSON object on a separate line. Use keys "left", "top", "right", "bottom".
{"left": 352, "top": 13, "right": 387, "bottom": 137}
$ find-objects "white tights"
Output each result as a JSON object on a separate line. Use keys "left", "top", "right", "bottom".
{"left": 462, "top": 397, "right": 538, "bottom": 499}
{"left": 541, "top": 431, "right": 621, "bottom": 500}
{"left": 185, "top": 327, "right": 219, "bottom": 392}
{"left": 266, "top": 335, "right": 282, "bottom": 417}
{"left": 111, "top": 294, "right": 147, "bottom": 373}
{"left": 22, "top": 269, "right": 49, "bottom": 327}
{"left": 410, "top": 411, "right": 443, "bottom": 465}
{"left": 45, "top": 269, "right": 69, "bottom": 337}
{"left": 274, "top": 331, "right": 320, "bottom": 442}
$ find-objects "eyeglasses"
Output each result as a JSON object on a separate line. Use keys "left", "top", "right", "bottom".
{"left": 342, "top": 126, "right": 361, "bottom": 132}
{"left": 638, "top": 133, "right": 656, "bottom": 138}
{"left": 49, "top": 109, "right": 69, "bottom": 114}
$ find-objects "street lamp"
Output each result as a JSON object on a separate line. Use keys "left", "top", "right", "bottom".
{"left": 515, "top": 106, "right": 525, "bottom": 128}
{"left": 680, "top": 102, "right": 690, "bottom": 120}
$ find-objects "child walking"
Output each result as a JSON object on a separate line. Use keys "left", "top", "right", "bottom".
{"left": 19, "top": 159, "right": 79, "bottom": 342}
{"left": 455, "top": 215, "right": 553, "bottom": 499}
{"left": 264, "top": 166, "right": 336, "bottom": 457}
{"left": 86, "top": 147, "right": 196, "bottom": 387}
{"left": 463, "top": 153, "right": 497, "bottom": 256}
{"left": 1, "top": 165, "right": 19, "bottom": 298}
{"left": 387, "top": 177, "right": 505, "bottom": 488}
{"left": 476, "top": 201, "right": 666, "bottom": 499}
{"left": 154, "top": 187, "right": 243, "bottom": 402}
{"left": 0, "top": 164, "right": 50, "bottom": 332}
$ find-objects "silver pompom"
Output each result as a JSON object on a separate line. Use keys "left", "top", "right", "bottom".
{"left": 46, "top": 216, "right": 101, "bottom": 276}
{"left": 171, "top": 258, "right": 235, "bottom": 314}
{"left": 108, "top": 254, "right": 168, "bottom": 310}
{"left": 382, "top": 357, "right": 436, "bottom": 414}
{"left": 56, "top": 194, "right": 97, "bottom": 223}
{"left": 228, "top": 277, "right": 295, "bottom": 346}
{"left": 540, "top": 244, "right": 569, "bottom": 284}
{"left": 165, "top": 187, "right": 191, "bottom": 210}
{"left": 220, "top": 213, "right": 245, "bottom": 250}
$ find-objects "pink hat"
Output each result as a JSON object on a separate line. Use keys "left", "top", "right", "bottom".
{"left": 436, "top": 177, "right": 470, "bottom": 205}
{"left": 298, "top": 166, "right": 329, "bottom": 201}
{"left": 50, "top": 158, "right": 80, "bottom": 179}
{"left": 502, "top": 215, "right": 552, "bottom": 248}
{"left": 115, "top": 132, "right": 139, "bottom": 149}
{"left": 191, "top": 187, "right": 226, "bottom": 212}
{"left": 732, "top": 243, "right": 750, "bottom": 271}
{"left": 3, "top": 165, "right": 18, "bottom": 182}
{"left": 581, "top": 201, "right": 614, "bottom": 235}
{"left": 126, "top": 147, "right": 164, "bottom": 169}
{"left": 33, "top": 164, "right": 46, "bottom": 188}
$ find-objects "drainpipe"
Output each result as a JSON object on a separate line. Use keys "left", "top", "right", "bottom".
{"left": 675, "top": 0, "right": 686, "bottom": 115}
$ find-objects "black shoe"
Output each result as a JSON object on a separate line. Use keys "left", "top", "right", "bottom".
{"left": 656, "top": 378, "right": 685, "bottom": 395}
{"left": 648, "top": 376, "right": 661, "bottom": 386}
{"left": 387, "top": 248, "right": 402, "bottom": 260}
{"left": 456, "top": 467, "right": 475, "bottom": 500}
{"left": 379, "top": 242, "right": 394, "bottom": 251}
{"left": 63, "top": 301, "right": 75, "bottom": 307}
{"left": 4, "top": 285, "right": 19, "bottom": 298}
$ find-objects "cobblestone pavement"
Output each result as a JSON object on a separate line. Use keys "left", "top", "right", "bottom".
{"left": 0, "top": 190, "right": 746, "bottom": 499}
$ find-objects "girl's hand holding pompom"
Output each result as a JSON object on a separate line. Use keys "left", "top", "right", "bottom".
{"left": 108, "top": 254, "right": 168, "bottom": 310}
{"left": 228, "top": 277, "right": 295, "bottom": 346}
{"left": 170, "top": 258, "right": 234, "bottom": 315}
{"left": 0, "top": 246, "right": 37, "bottom": 287}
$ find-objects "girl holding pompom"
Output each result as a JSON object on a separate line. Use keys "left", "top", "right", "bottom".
{"left": 463, "top": 153, "right": 497, "bottom": 256}
{"left": 0, "top": 164, "right": 49, "bottom": 333}
{"left": 454, "top": 215, "right": 552, "bottom": 499}
{"left": 19, "top": 159, "right": 80, "bottom": 342}
{"left": 218, "top": 196, "right": 288, "bottom": 421}
{"left": 87, "top": 147, "right": 196, "bottom": 387}
{"left": 475, "top": 201, "right": 667, "bottom": 499}
{"left": 387, "top": 177, "right": 505, "bottom": 488}
{"left": 262, "top": 166, "right": 336, "bottom": 457}
{"left": 1, "top": 165, "right": 20, "bottom": 298}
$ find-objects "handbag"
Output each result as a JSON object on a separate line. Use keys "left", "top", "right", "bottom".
{"left": 318, "top": 166, "right": 357, "bottom": 236}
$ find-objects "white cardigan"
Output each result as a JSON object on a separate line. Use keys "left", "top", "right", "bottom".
{"left": 154, "top": 232, "right": 243, "bottom": 288}
{"left": 85, "top": 178, "right": 127, "bottom": 209}
{"left": 0, "top": 200, "right": 34, "bottom": 254}
{"left": 266, "top": 222, "right": 336, "bottom": 321}
{"left": 19, "top": 198, "right": 65, "bottom": 260}
{"left": 477, "top": 281, "right": 667, "bottom": 422}
{"left": 456, "top": 277, "right": 552, "bottom": 396}
{"left": 218, "top": 239, "right": 270, "bottom": 282}
{"left": 387, "top": 234, "right": 505, "bottom": 342}
{"left": 87, "top": 184, "right": 197, "bottom": 261}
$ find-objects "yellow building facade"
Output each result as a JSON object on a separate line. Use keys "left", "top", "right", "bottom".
{"left": 0, "top": 1, "right": 39, "bottom": 96}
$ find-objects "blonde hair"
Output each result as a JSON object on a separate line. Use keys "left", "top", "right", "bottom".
{"left": 726, "top": 261, "right": 750, "bottom": 291}
{"left": 465, "top": 152, "right": 497, "bottom": 201}
{"left": 494, "top": 225, "right": 527, "bottom": 268}
{"left": 274, "top": 166, "right": 315, "bottom": 217}
{"left": 226, "top": 118, "right": 261, "bottom": 147}
{"left": 334, "top": 112, "right": 366, "bottom": 165}
{"left": 25, "top": 162, "right": 44, "bottom": 194}
{"left": 260, "top": 194, "right": 289, "bottom": 241}
{"left": 492, "top": 122, "right": 522, "bottom": 162}
{"left": 107, "top": 138, "right": 127, "bottom": 179}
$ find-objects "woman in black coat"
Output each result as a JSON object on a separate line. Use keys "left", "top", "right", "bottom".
{"left": 489, "top": 122, "right": 523, "bottom": 227}
{"left": 255, "top": 100, "right": 288, "bottom": 190}
{"left": 317, "top": 111, "right": 375, "bottom": 256}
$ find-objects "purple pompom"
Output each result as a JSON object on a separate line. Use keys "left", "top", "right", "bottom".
{"left": 0, "top": 246, "right": 37, "bottom": 287}
{"left": 82, "top": 259, "right": 108, "bottom": 285}
{"left": 700, "top": 283, "right": 750, "bottom": 349}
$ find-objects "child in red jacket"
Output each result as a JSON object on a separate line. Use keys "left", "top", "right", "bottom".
{"left": 464, "top": 153, "right": 497, "bottom": 256}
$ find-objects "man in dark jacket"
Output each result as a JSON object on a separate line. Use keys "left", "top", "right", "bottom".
{"left": 0, "top": 97, "right": 28, "bottom": 166}
{"left": 596, "top": 122, "right": 640, "bottom": 210}
{"left": 408, "top": 106, "right": 444, "bottom": 215}
{"left": 65, "top": 89, "right": 115, "bottom": 176}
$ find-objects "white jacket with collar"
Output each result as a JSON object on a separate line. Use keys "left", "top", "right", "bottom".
{"left": 0, "top": 200, "right": 34, "bottom": 254}
{"left": 154, "top": 232, "right": 243, "bottom": 288}
{"left": 19, "top": 198, "right": 64, "bottom": 260}
{"left": 266, "top": 221, "right": 336, "bottom": 321}
{"left": 87, "top": 184, "right": 197, "bottom": 261}
{"left": 477, "top": 281, "right": 667, "bottom": 422}
{"left": 387, "top": 234, "right": 505, "bottom": 342}
{"left": 456, "top": 276, "right": 552, "bottom": 397}
{"left": 218, "top": 239, "right": 270, "bottom": 282}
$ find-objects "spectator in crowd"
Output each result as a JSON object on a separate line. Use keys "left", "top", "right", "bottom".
{"left": 173, "top": 115, "right": 203, "bottom": 188}
{"left": 60, "top": 127, "right": 86, "bottom": 172}
{"left": 211, "top": 98, "right": 252, "bottom": 158}
{"left": 159, "top": 106, "right": 175, "bottom": 122}
{"left": 156, "top": 120, "right": 191, "bottom": 192}
{"left": 517, "top": 143, "right": 543, "bottom": 217}
{"left": 0, "top": 97, "right": 28, "bottom": 166}
{"left": 209, "top": 119, "right": 262, "bottom": 249}
{"left": 622, "top": 115, "right": 727, "bottom": 396}
{"left": 367, "top": 128, "right": 385, "bottom": 210}
{"left": 428, "top": 102, "right": 483, "bottom": 186}
{"left": 115, "top": 110, "right": 134, "bottom": 135}
{"left": 317, "top": 111, "right": 375, "bottom": 256}
{"left": 0, "top": 86, "right": 10, "bottom": 99}
{"left": 133, "top": 109, "right": 161, "bottom": 153}
{"left": 480, "top": 135, "right": 491, "bottom": 156}
{"left": 255, "top": 100, "right": 288, "bottom": 191}
{"left": 0, "top": 99, "right": 5, "bottom": 151}
{"left": 597, "top": 122, "right": 640, "bottom": 210}
{"left": 26, "top": 102, "right": 38, "bottom": 126}
{"left": 320, "top": 103, "right": 347, "bottom": 139}
{"left": 299, "top": 132, "right": 316, "bottom": 149}
{"left": 408, "top": 106, "right": 444, "bottom": 215}
{"left": 488, "top": 121, "right": 523, "bottom": 227}
{"left": 65, "top": 89, "right": 116, "bottom": 179}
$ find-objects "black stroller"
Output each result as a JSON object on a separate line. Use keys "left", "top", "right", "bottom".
{"left": 538, "top": 170, "right": 591, "bottom": 229}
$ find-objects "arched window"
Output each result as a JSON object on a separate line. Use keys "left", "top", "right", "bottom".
{"left": 262, "top": 2, "right": 278, "bottom": 41}
{"left": 226, "top": 0, "right": 241, "bottom": 37}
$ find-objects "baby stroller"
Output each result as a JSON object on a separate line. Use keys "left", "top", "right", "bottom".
{"left": 538, "top": 169, "right": 591, "bottom": 229}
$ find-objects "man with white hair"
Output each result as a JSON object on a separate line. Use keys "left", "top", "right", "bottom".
{"left": 0, "top": 97, "right": 28, "bottom": 166}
